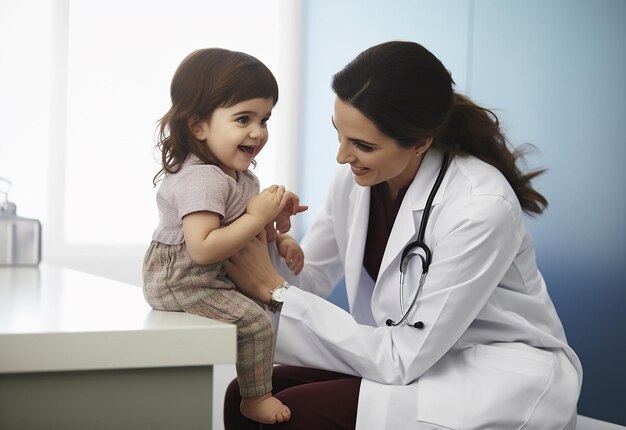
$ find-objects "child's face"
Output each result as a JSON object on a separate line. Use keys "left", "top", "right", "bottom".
{"left": 196, "top": 97, "right": 274, "bottom": 178}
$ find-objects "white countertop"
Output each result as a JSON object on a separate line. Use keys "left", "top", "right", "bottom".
{"left": 0, "top": 264, "right": 236, "bottom": 373}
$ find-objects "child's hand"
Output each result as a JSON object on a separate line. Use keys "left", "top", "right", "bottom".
{"left": 275, "top": 191, "right": 308, "bottom": 234}
{"left": 247, "top": 185, "right": 286, "bottom": 225}
{"left": 277, "top": 235, "right": 304, "bottom": 275}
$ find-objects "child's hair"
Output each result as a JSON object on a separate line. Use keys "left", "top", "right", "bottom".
{"left": 153, "top": 48, "right": 279, "bottom": 185}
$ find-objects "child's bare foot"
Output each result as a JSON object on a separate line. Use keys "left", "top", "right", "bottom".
{"left": 240, "top": 393, "right": 291, "bottom": 424}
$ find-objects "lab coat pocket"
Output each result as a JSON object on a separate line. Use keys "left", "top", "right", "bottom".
{"left": 417, "top": 343, "right": 555, "bottom": 429}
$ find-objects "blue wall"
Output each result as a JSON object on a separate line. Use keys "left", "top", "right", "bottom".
{"left": 298, "top": 0, "right": 626, "bottom": 425}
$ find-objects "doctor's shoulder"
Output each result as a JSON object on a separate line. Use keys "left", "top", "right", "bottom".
{"left": 452, "top": 155, "right": 521, "bottom": 210}
{"left": 443, "top": 155, "right": 524, "bottom": 229}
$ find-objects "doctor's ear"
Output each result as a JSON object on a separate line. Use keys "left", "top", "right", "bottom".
{"left": 413, "top": 137, "right": 433, "bottom": 156}
{"left": 188, "top": 115, "right": 207, "bottom": 140}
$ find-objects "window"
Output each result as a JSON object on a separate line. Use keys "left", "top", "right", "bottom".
{"left": 0, "top": 0, "right": 302, "bottom": 282}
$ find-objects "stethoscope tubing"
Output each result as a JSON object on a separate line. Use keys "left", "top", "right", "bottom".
{"left": 386, "top": 152, "right": 451, "bottom": 329}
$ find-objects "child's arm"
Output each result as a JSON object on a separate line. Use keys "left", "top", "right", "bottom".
{"left": 183, "top": 185, "right": 287, "bottom": 265}
{"left": 275, "top": 233, "right": 304, "bottom": 275}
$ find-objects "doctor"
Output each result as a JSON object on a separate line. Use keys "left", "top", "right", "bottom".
{"left": 223, "top": 41, "right": 582, "bottom": 429}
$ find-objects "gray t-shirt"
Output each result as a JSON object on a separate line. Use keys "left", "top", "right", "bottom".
{"left": 152, "top": 154, "right": 260, "bottom": 245}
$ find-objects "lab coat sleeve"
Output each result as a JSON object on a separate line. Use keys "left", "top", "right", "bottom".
{"left": 274, "top": 194, "right": 524, "bottom": 385}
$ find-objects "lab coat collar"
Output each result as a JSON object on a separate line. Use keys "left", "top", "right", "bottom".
{"left": 344, "top": 180, "right": 370, "bottom": 309}
{"left": 408, "top": 147, "right": 448, "bottom": 211}
{"left": 377, "top": 147, "right": 449, "bottom": 282}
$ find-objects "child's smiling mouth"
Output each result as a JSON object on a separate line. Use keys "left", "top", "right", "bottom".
{"left": 238, "top": 145, "right": 256, "bottom": 157}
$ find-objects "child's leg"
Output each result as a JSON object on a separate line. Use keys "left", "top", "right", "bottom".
{"left": 183, "top": 288, "right": 290, "bottom": 424}
{"left": 232, "top": 294, "right": 290, "bottom": 423}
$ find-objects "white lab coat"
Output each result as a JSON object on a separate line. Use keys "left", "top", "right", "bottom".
{"left": 270, "top": 148, "right": 582, "bottom": 429}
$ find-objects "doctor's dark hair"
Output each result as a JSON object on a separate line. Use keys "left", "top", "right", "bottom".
{"left": 153, "top": 48, "right": 279, "bottom": 185}
{"left": 332, "top": 41, "right": 547, "bottom": 215}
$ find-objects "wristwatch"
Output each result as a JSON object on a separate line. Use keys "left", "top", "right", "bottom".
{"left": 268, "top": 281, "right": 290, "bottom": 313}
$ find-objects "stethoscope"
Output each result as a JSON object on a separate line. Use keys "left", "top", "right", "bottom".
{"left": 386, "top": 152, "right": 451, "bottom": 329}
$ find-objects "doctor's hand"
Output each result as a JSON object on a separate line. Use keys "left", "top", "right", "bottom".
{"left": 274, "top": 191, "right": 308, "bottom": 234}
{"left": 224, "top": 230, "right": 285, "bottom": 305}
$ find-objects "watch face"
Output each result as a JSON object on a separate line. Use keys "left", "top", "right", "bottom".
{"left": 272, "top": 286, "right": 287, "bottom": 302}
